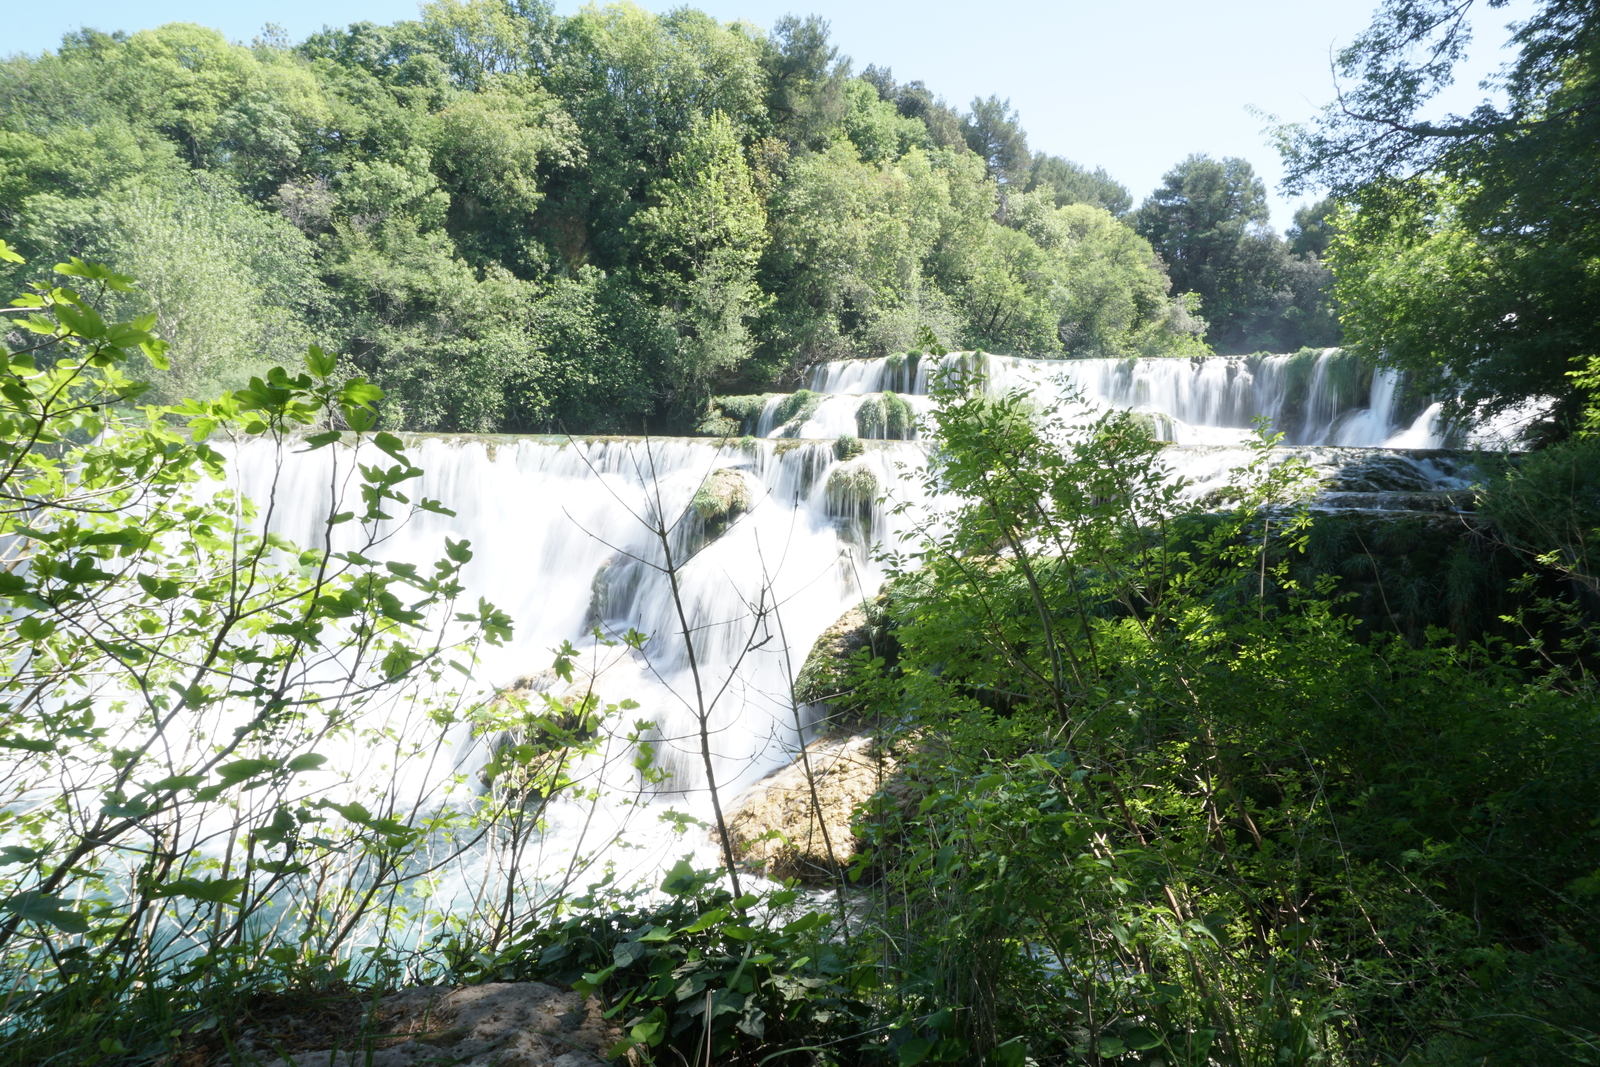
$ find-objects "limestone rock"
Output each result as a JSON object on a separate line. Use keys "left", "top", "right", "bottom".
{"left": 726, "top": 734, "right": 896, "bottom": 883}
{"left": 255, "top": 982, "right": 620, "bottom": 1067}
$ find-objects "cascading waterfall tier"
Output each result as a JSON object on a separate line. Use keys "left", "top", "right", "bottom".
{"left": 224, "top": 352, "right": 1486, "bottom": 900}
{"left": 749, "top": 349, "right": 1443, "bottom": 448}
{"left": 231, "top": 433, "right": 928, "bottom": 880}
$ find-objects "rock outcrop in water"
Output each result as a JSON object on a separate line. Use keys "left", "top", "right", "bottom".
{"left": 691, "top": 467, "right": 752, "bottom": 535}
{"left": 725, "top": 734, "right": 898, "bottom": 883}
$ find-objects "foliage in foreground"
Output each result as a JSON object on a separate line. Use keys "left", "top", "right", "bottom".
{"left": 0, "top": 245, "right": 543, "bottom": 1064}
{"left": 825, "top": 370, "right": 1600, "bottom": 1066}
{"left": 0, "top": 241, "right": 1595, "bottom": 1067}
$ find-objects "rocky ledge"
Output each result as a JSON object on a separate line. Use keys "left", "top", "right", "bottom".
{"left": 253, "top": 982, "right": 619, "bottom": 1067}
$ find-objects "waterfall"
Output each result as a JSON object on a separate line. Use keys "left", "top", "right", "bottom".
{"left": 754, "top": 350, "right": 1441, "bottom": 448}
{"left": 221, "top": 349, "right": 1477, "bottom": 904}
{"left": 229, "top": 434, "right": 929, "bottom": 884}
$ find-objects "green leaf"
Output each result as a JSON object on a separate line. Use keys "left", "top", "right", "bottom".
{"left": 286, "top": 753, "right": 327, "bottom": 773}
{"left": 661, "top": 858, "right": 698, "bottom": 895}
{"left": 0, "top": 240, "right": 23, "bottom": 264}
{"left": 305, "top": 344, "right": 337, "bottom": 379}
{"left": 149, "top": 876, "right": 246, "bottom": 903}
{"left": 679, "top": 907, "right": 727, "bottom": 934}
{"left": 628, "top": 1007, "right": 666, "bottom": 1047}
{"left": 986, "top": 1037, "right": 1028, "bottom": 1067}
{"left": 899, "top": 1037, "right": 932, "bottom": 1066}
{"left": 373, "top": 431, "right": 406, "bottom": 460}
{"left": 340, "top": 378, "right": 383, "bottom": 408}
{"left": 344, "top": 405, "right": 377, "bottom": 432}
{"left": 1124, "top": 1026, "right": 1163, "bottom": 1051}
{"left": 2, "top": 892, "right": 89, "bottom": 933}
{"left": 54, "top": 302, "right": 106, "bottom": 340}
{"left": 101, "top": 798, "right": 151, "bottom": 819}
{"left": 323, "top": 801, "right": 373, "bottom": 824}
{"left": 216, "top": 759, "right": 278, "bottom": 786}
{"left": 0, "top": 736, "right": 54, "bottom": 753}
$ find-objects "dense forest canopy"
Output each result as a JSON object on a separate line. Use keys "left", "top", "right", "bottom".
{"left": 0, "top": 2, "right": 1337, "bottom": 434}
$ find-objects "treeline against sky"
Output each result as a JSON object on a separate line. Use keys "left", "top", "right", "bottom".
{"left": 0, "top": 2, "right": 1337, "bottom": 433}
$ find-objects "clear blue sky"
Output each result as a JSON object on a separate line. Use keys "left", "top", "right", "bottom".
{"left": 3, "top": 0, "right": 1533, "bottom": 229}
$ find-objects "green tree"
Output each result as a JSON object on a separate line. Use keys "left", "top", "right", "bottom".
{"left": 1326, "top": 178, "right": 1569, "bottom": 423}
{"left": 548, "top": 2, "right": 767, "bottom": 270}
{"left": 760, "top": 14, "right": 851, "bottom": 150}
{"left": 11, "top": 174, "right": 325, "bottom": 401}
{"left": 1281, "top": 0, "right": 1600, "bottom": 424}
{"left": 631, "top": 109, "right": 770, "bottom": 406}
{"left": 963, "top": 95, "right": 1031, "bottom": 207}
{"left": 1134, "top": 154, "right": 1275, "bottom": 348}
{"left": 859, "top": 64, "right": 968, "bottom": 151}
{"left": 1026, "top": 153, "right": 1132, "bottom": 216}
{"left": 1286, "top": 195, "right": 1336, "bottom": 258}
{"left": 1011, "top": 193, "right": 1209, "bottom": 357}
{"left": 760, "top": 143, "right": 968, "bottom": 370}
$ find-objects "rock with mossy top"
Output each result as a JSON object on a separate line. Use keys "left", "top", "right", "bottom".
{"left": 692, "top": 467, "right": 752, "bottom": 536}
{"left": 825, "top": 461, "right": 879, "bottom": 539}
{"left": 771, "top": 390, "right": 822, "bottom": 436}
{"left": 793, "top": 592, "right": 899, "bottom": 718}
{"left": 854, "top": 391, "right": 915, "bottom": 439}
{"left": 700, "top": 394, "right": 776, "bottom": 436}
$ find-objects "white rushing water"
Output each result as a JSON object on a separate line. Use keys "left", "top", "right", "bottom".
{"left": 757, "top": 350, "right": 1443, "bottom": 448}
{"left": 221, "top": 349, "right": 1494, "bottom": 904}
{"left": 228, "top": 433, "right": 930, "bottom": 888}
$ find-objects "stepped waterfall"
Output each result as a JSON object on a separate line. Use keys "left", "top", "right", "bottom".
{"left": 234, "top": 350, "right": 1475, "bottom": 897}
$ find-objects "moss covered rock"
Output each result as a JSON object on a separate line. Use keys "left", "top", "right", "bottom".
{"left": 771, "top": 390, "right": 822, "bottom": 436}
{"left": 825, "top": 461, "right": 879, "bottom": 540}
{"left": 855, "top": 391, "right": 916, "bottom": 439}
{"left": 793, "top": 594, "right": 898, "bottom": 718}
{"left": 692, "top": 467, "right": 752, "bottom": 537}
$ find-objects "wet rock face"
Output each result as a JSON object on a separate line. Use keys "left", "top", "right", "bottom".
{"left": 257, "top": 982, "right": 619, "bottom": 1067}
{"left": 824, "top": 461, "right": 880, "bottom": 542}
{"left": 725, "top": 734, "right": 896, "bottom": 883}
{"left": 1177, "top": 445, "right": 1485, "bottom": 516}
{"left": 854, "top": 391, "right": 916, "bottom": 439}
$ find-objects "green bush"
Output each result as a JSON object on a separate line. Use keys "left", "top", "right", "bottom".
{"left": 480, "top": 866, "right": 874, "bottom": 1065}
{"left": 1479, "top": 436, "right": 1600, "bottom": 593}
